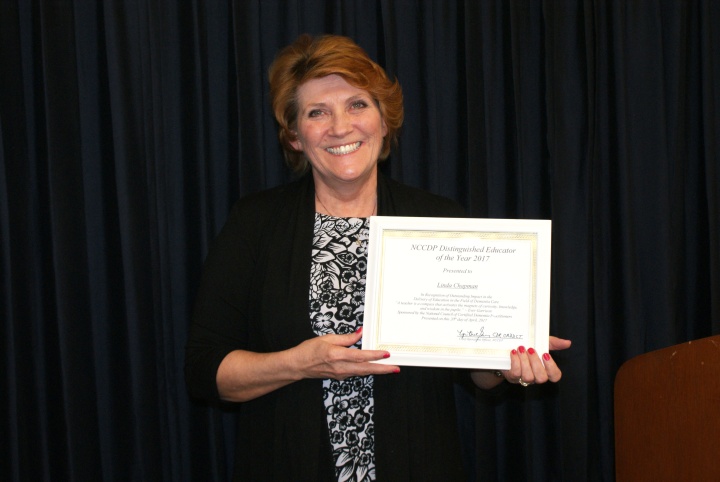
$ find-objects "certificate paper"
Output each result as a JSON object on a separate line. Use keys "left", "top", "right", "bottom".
{"left": 362, "top": 216, "right": 551, "bottom": 370}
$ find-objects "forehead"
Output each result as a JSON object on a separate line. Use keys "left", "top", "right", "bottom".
{"left": 296, "top": 74, "right": 369, "bottom": 105}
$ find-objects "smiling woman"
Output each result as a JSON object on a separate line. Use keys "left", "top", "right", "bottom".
{"left": 184, "top": 33, "right": 568, "bottom": 481}
{"left": 269, "top": 34, "right": 403, "bottom": 174}
{"left": 290, "top": 74, "right": 387, "bottom": 216}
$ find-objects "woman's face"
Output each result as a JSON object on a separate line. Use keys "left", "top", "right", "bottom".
{"left": 291, "top": 74, "right": 387, "bottom": 190}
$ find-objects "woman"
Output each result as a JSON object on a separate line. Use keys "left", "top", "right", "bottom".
{"left": 185, "top": 34, "right": 571, "bottom": 481}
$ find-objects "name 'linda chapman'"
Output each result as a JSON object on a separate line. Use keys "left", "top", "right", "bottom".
{"left": 437, "top": 282, "right": 478, "bottom": 289}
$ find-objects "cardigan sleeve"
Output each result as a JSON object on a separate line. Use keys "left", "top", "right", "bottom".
{"left": 184, "top": 201, "right": 258, "bottom": 403}
{"left": 183, "top": 177, "right": 314, "bottom": 404}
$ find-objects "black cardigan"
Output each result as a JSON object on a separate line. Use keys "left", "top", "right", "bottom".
{"left": 185, "top": 172, "right": 468, "bottom": 481}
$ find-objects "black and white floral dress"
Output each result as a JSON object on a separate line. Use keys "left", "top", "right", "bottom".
{"left": 310, "top": 213, "right": 376, "bottom": 482}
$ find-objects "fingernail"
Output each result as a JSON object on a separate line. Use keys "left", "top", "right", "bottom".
{"left": 393, "top": 368, "right": 401, "bottom": 374}
{"left": 511, "top": 349, "right": 518, "bottom": 355}
{"left": 543, "top": 353, "right": 551, "bottom": 361}
{"left": 528, "top": 347, "right": 536, "bottom": 355}
{"left": 518, "top": 346, "right": 526, "bottom": 354}
{"left": 356, "top": 327, "right": 363, "bottom": 334}
{"left": 383, "top": 353, "right": 390, "bottom": 359}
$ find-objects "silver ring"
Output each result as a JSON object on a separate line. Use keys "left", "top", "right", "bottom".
{"left": 518, "top": 377, "right": 530, "bottom": 387}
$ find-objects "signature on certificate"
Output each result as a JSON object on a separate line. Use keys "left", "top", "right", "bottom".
{"left": 457, "top": 327, "right": 524, "bottom": 342}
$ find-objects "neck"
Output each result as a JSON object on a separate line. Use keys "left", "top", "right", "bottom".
{"left": 314, "top": 178, "right": 378, "bottom": 218}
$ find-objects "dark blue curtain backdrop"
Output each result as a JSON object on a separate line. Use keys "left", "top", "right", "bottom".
{"left": 1, "top": 1, "right": 718, "bottom": 480}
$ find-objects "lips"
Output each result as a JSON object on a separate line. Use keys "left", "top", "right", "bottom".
{"left": 325, "top": 141, "right": 362, "bottom": 155}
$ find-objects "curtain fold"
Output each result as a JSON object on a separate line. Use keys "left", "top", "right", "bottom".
{"left": 1, "top": 1, "right": 718, "bottom": 481}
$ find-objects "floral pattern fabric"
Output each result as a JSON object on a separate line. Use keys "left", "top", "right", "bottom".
{"left": 310, "top": 213, "right": 375, "bottom": 482}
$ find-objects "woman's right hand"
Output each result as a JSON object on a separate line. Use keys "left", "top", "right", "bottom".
{"left": 216, "top": 328, "right": 399, "bottom": 403}
{"left": 293, "top": 328, "right": 400, "bottom": 381}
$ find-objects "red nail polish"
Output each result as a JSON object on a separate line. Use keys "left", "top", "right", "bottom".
{"left": 383, "top": 353, "right": 390, "bottom": 359}
{"left": 528, "top": 347, "right": 536, "bottom": 355}
{"left": 393, "top": 368, "right": 401, "bottom": 374}
{"left": 518, "top": 346, "right": 526, "bottom": 354}
{"left": 356, "top": 327, "right": 363, "bottom": 334}
{"left": 543, "top": 353, "right": 551, "bottom": 361}
{"left": 511, "top": 349, "right": 518, "bottom": 355}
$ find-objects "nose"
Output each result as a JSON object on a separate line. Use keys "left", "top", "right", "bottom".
{"left": 329, "top": 111, "right": 352, "bottom": 136}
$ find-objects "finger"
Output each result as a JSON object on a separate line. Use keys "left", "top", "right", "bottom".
{"left": 312, "top": 343, "right": 398, "bottom": 379}
{"left": 364, "top": 362, "right": 401, "bottom": 376}
{"left": 347, "top": 348, "right": 392, "bottom": 363}
{"left": 526, "top": 348, "right": 548, "bottom": 384}
{"left": 331, "top": 357, "right": 400, "bottom": 379}
{"left": 505, "top": 348, "right": 522, "bottom": 381}
{"left": 317, "top": 335, "right": 386, "bottom": 362}
{"left": 549, "top": 336, "right": 572, "bottom": 351}
{"left": 517, "top": 346, "right": 535, "bottom": 384}
{"left": 346, "top": 326, "right": 365, "bottom": 346}
{"left": 323, "top": 327, "right": 365, "bottom": 348}
{"left": 540, "top": 352, "right": 563, "bottom": 383}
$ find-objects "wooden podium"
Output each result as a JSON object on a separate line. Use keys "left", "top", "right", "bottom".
{"left": 614, "top": 334, "right": 720, "bottom": 481}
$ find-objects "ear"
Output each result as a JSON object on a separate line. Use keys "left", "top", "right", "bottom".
{"left": 289, "top": 131, "right": 302, "bottom": 151}
{"left": 381, "top": 118, "right": 388, "bottom": 137}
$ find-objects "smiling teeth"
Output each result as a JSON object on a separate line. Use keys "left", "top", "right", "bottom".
{"left": 326, "top": 142, "right": 361, "bottom": 155}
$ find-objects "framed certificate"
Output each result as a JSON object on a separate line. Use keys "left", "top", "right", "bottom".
{"left": 362, "top": 216, "right": 551, "bottom": 370}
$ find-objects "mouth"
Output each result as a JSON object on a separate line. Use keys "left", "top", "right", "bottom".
{"left": 325, "top": 141, "right": 362, "bottom": 156}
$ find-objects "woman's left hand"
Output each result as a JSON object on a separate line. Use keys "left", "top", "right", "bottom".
{"left": 502, "top": 335, "right": 571, "bottom": 386}
{"left": 470, "top": 336, "right": 571, "bottom": 389}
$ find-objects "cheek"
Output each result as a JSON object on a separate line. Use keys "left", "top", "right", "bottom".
{"left": 295, "top": 124, "right": 324, "bottom": 148}
{"left": 371, "top": 117, "right": 387, "bottom": 138}
{"left": 290, "top": 126, "right": 311, "bottom": 151}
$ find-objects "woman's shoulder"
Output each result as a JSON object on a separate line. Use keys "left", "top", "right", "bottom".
{"left": 209, "top": 175, "right": 313, "bottom": 251}
{"left": 380, "top": 175, "right": 466, "bottom": 218}
{"left": 229, "top": 175, "right": 311, "bottom": 220}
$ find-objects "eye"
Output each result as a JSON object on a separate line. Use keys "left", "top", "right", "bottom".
{"left": 350, "top": 100, "right": 369, "bottom": 110}
{"left": 307, "top": 109, "right": 324, "bottom": 118}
